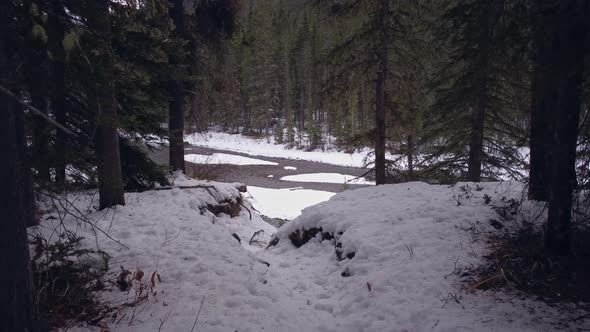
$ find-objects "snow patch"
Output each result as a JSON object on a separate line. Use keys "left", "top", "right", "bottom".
{"left": 184, "top": 153, "right": 278, "bottom": 166}
{"left": 246, "top": 186, "right": 336, "bottom": 220}
{"left": 284, "top": 166, "right": 297, "bottom": 170}
{"left": 185, "top": 131, "right": 375, "bottom": 167}
{"left": 280, "top": 173, "right": 375, "bottom": 185}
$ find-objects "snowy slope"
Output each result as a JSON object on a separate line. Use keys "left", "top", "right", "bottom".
{"left": 34, "top": 178, "right": 576, "bottom": 331}
{"left": 34, "top": 175, "right": 277, "bottom": 332}
{"left": 266, "top": 181, "right": 569, "bottom": 331}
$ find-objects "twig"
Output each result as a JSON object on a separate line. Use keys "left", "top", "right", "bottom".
{"left": 39, "top": 191, "right": 129, "bottom": 250}
{"left": 347, "top": 167, "right": 374, "bottom": 184}
{"left": 239, "top": 202, "right": 252, "bottom": 220}
{"left": 468, "top": 273, "right": 501, "bottom": 290}
{"left": 250, "top": 205, "right": 261, "bottom": 214}
{"left": 0, "top": 85, "right": 77, "bottom": 136}
{"left": 139, "top": 185, "right": 217, "bottom": 192}
{"left": 249, "top": 230, "right": 265, "bottom": 245}
{"left": 158, "top": 310, "right": 172, "bottom": 332}
{"left": 190, "top": 296, "right": 207, "bottom": 332}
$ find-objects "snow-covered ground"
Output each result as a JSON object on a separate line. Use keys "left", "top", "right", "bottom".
{"left": 280, "top": 173, "right": 375, "bottom": 185}
{"left": 184, "top": 153, "right": 278, "bottom": 166}
{"left": 246, "top": 186, "right": 336, "bottom": 220}
{"left": 33, "top": 175, "right": 581, "bottom": 331}
{"left": 185, "top": 131, "right": 376, "bottom": 167}
{"left": 184, "top": 131, "right": 531, "bottom": 182}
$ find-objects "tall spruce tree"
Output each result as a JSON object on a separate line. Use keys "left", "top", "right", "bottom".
{"left": 168, "top": 0, "right": 187, "bottom": 172}
{"left": 433, "top": 0, "right": 529, "bottom": 182}
{"left": 0, "top": 1, "right": 40, "bottom": 329}
{"left": 47, "top": 0, "right": 68, "bottom": 187}
{"left": 84, "top": 0, "right": 126, "bottom": 209}
{"left": 320, "top": 0, "right": 419, "bottom": 184}
{"left": 529, "top": 0, "right": 589, "bottom": 254}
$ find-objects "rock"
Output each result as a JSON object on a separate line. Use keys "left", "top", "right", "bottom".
{"left": 288, "top": 227, "right": 334, "bottom": 248}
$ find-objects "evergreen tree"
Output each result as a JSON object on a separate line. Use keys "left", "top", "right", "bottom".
{"left": 168, "top": 0, "right": 187, "bottom": 172}
{"left": 47, "top": 0, "right": 68, "bottom": 187}
{"left": 25, "top": 0, "right": 52, "bottom": 182}
{"left": 529, "top": 0, "right": 589, "bottom": 254}
{"left": 83, "top": 0, "right": 126, "bottom": 209}
{"left": 432, "top": 0, "right": 530, "bottom": 182}
{"left": 0, "top": 1, "right": 40, "bottom": 329}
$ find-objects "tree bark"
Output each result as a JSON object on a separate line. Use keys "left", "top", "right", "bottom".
{"left": 31, "top": 95, "right": 51, "bottom": 182}
{"left": 0, "top": 6, "right": 40, "bottom": 327}
{"left": 407, "top": 134, "right": 414, "bottom": 178}
{"left": 86, "top": 0, "right": 125, "bottom": 210}
{"left": 169, "top": 0, "right": 186, "bottom": 172}
{"left": 528, "top": 44, "right": 551, "bottom": 200}
{"left": 15, "top": 92, "right": 38, "bottom": 227}
{"left": 467, "top": 104, "right": 485, "bottom": 182}
{"left": 532, "top": 0, "right": 589, "bottom": 254}
{"left": 0, "top": 92, "right": 41, "bottom": 332}
{"left": 48, "top": 1, "right": 68, "bottom": 187}
{"left": 466, "top": 3, "right": 492, "bottom": 183}
{"left": 26, "top": 0, "right": 51, "bottom": 182}
{"left": 374, "top": 0, "right": 388, "bottom": 185}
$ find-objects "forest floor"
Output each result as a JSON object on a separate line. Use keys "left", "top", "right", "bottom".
{"left": 151, "top": 144, "right": 372, "bottom": 193}
{"left": 32, "top": 174, "right": 589, "bottom": 331}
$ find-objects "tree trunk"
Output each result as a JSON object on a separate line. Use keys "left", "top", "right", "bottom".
{"left": 407, "top": 134, "right": 414, "bottom": 178}
{"left": 15, "top": 92, "right": 38, "bottom": 227}
{"left": 374, "top": 0, "right": 388, "bottom": 185}
{"left": 0, "top": 92, "right": 41, "bottom": 332}
{"left": 48, "top": 1, "right": 67, "bottom": 187}
{"left": 467, "top": 105, "right": 485, "bottom": 182}
{"left": 86, "top": 0, "right": 125, "bottom": 210}
{"left": 466, "top": 4, "right": 492, "bottom": 183}
{"left": 26, "top": 0, "right": 51, "bottom": 182}
{"left": 532, "top": 0, "right": 589, "bottom": 254}
{"left": 31, "top": 95, "right": 51, "bottom": 182}
{"left": 528, "top": 67, "right": 551, "bottom": 201}
{"left": 169, "top": 0, "right": 186, "bottom": 172}
{"left": 0, "top": 9, "right": 40, "bottom": 327}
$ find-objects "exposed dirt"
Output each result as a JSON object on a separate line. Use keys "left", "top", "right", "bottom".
{"left": 151, "top": 145, "right": 373, "bottom": 193}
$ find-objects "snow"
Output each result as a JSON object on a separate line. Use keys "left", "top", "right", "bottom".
{"left": 185, "top": 131, "right": 376, "bottom": 167}
{"left": 267, "top": 181, "right": 569, "bottom": 331}
{"left": 184, "top": 153, "right": 278, "bottom": 166}
{"left": 184, "top": 131, "right": 529, "bottom": 182}
{"left": 34, "top": 174, "right": 277, "bottom": 332}
{"left": 34, "top": 175, "right": 576, "bottom": 331}
{"left": 245, "top": 186, "right": 336, "bottom": 220}
{"left": 284, "top": 166, "right": 297, "bottom": 170}
{"left": 267, "top": 175, "right": 274, "bottom": 178}
{"left": 280, "top": 172, "right": 375, "bottom": 185}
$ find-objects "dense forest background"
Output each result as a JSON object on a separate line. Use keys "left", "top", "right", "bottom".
{"left": 3, "top": 0, "right": 589, "bottom": 189}
{"left": 192, "top": 0, "right": 590, "bottom": 184}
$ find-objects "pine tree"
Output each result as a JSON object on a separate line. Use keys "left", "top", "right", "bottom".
{"left": 25, "top": 0, "right": 52, "bottom": 182}
{"left": 529, "top": 0, "right": 589, "bottom": 254}
{"left": 0, "top": 1, "right": 40, "bottom": 329}
{"left": 47, "top": 0, "right": 68, "bottom": 187}
{"left": 432, "top": 0, "right": 530, "bottom": 182}
{"left": 84, "top": 0, "right": 125, "bottom": 209}
{"left": 320, "top": 0, "right": 420, "bottom": 184}
{"left": 168, "top": 0, "right": 187, "bottom": 172}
